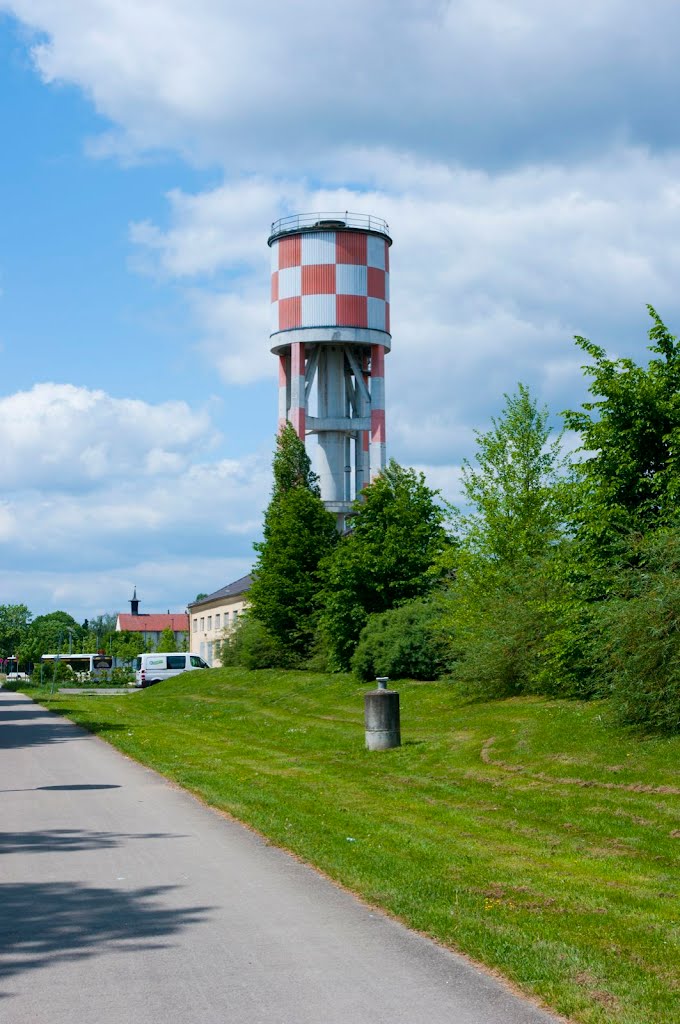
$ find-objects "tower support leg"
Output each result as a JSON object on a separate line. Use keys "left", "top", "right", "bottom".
{"left": 278, "top": 354, "right": 290, "bottom": 430}
{"left": 290, "top": 342, "right": 305, "bottom": 438}
{"left": 316, "top": 346, "right": 346, "bottom": 504}
{"left": 370, "top": 345, "right": 386, "bottom": 480}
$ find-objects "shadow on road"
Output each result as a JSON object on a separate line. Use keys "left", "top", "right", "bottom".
{"left": 0, "top": 880, "right": 212, "bottom": 992}
{"left": 0, "top": 707, "right": 64, "bottom": 722}
{"left": 0, "top": 828, "right": 189, "bottom": 854}
{"left": 0, "top": 705, "right": 128, "bottom": 749}
{"left": 0, "top": 784, "right": 121, "bottom": 793}
{"left": 0, "top": 720, "right": 89, "bottom": 750}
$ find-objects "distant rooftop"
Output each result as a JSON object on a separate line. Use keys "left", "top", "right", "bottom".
{"left": 188, "top": 575, "right": 252, "bottom": 609}
{"left": 117, "top": 613, "right": 189, "bottom": 633}
{"left": 269, "top": 212, "right": 391, "bottom": 244}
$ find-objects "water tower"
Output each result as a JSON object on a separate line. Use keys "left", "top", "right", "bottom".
{"left": 268, "top": 212, "right": 392, "bottom": 527}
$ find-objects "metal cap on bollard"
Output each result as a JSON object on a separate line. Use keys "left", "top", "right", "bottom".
{"left": 364, "top": 676, "right": 401, "bottom": 750}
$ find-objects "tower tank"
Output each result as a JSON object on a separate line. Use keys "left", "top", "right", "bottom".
{"left": 268, "top": 212, "right": 392, "bottom": 526}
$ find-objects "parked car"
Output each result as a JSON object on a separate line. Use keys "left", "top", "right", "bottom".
{"left": 133, "top": 652, "right": 210, "bottom": 688}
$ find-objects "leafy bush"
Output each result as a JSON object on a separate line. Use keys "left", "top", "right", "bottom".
{"left": 351, "top": 600, "right": 448, "bottom": 682}
{"left": 219, "top": 616, "right": 294, "bottom": 670}
{"left": 595, "top": 529, "right": 680, "bottom": 733}
{"left": 301, "top": 629, "right": 333, "bottom": 673}
{"left": 320, "top": 461, "right": 448, "bottom": 669}
{"left": 110, "top": 666, "right": 135, "bottom": 686}
{"left": 444, "top": 549, "right": 597, "bottom": 701}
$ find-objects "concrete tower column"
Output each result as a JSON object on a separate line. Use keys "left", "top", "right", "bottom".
{"left": 370, "top": 344, "right": 386, "bottom": 480}
{"left": 354, "top": 350, "right": 369, "bottom": 496}
{"left": 317, "top": 347, "right": 346, "bottom": 504}
{"left": 290, "top": 342, "right": 305, "bottom": 439}
{"left": 278, "top": 354, "right": 290, "bottom": 430}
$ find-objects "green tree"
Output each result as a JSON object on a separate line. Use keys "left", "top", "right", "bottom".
{"left": 458, "top": 383, "right": 572, "bottom": 560}
{"left": 441, "top": 385, "right": 590, "bottom": 698}
{"left": 157, "top": 626, "right": 178, "bottom": 652}
{"left": 594, "top": 529, "right": 680, "bottom": 733}
{"left": 0, "top": 604, "right": 32, "bottom": 659}
{"left": 563, "top": 307, "right": 680, "bottom": 550}
{"left": 17, "top": 611, "right": 82, "bottom": 668}
{"left": 319, "top": 460, "right": 448, "bottom": 669}
{"left": 248, "top": 424, "right": 338, "bottom": 661}
{"left": 559, "top": 308, "right": 680, "bottom": 730}
{"left": 88, "top": 613, "right": 118, "bottom": 645}
{"left": 109, "top": 630, "right": 146, "bottom": 664}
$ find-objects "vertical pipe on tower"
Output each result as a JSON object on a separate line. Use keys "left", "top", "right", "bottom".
{"left": 278, "top": 354, "right": 289, "bottom": 430}
{"left": 370, "top": 344, "right": 386, "bottom": 480}
{"left": 290, "top": 341, "right": 306, "bottom": 439}
{"left": 354, "top": 350, "right": 369, "bottom": 495}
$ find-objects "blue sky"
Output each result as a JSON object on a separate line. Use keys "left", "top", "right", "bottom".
{"left": 2, "top": 1, "right": 680, "bottom": 622}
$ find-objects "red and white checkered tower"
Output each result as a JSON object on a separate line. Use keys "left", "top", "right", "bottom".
{"left": 269, "top": 213, "right": 392, "bottom": 527}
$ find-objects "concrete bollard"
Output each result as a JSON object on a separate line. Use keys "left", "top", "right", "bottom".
{"left": 365, "top": 677, "right": 401, "bottom": 751}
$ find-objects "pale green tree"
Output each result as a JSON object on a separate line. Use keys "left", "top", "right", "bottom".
{"left": 157, "top": 626, "right": 178, "bottom": 652}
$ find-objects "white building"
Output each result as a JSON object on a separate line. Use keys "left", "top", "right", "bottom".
{"left": 187, "top": 575, "right": 251, "bottom": 666}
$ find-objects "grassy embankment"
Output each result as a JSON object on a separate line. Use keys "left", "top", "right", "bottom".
{"left": 28, "top": 668, "right": 680, "bottom": 1024}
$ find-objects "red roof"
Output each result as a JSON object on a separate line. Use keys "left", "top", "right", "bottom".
{"left": 117, "top": 613, "right": 188, "bottom": 632}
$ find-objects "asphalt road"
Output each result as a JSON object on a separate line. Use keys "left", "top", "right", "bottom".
{"left": 0, "top": 690, "right": 563, "bottom": 1024}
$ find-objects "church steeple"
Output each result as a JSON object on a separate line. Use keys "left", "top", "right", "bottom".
{"left": 130, "top": 587, "right": 140, "bottom": 616}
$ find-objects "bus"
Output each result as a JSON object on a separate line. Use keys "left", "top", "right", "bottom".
{"left": 41, "top": 653, "right": 114, "bottom": 680}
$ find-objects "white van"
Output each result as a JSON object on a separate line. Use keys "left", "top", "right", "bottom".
{"left": 133, "top": 652, "right": 210, "bottom": 688}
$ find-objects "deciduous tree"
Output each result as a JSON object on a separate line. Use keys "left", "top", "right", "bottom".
{"left": 157, "top": 626, "right": 178, "bottom": 652}
{"left": 564, "top": 306, "right": 680, "bottom": 546}
{"left": 0, "top": 604, "right": 32, "bottom": 659}
{"left": 17, "top": 611, "right": 82, "bottom": 668}
{"left": 458, "top": 383, "right": 572, "bottom": 561}
{"left": 320, "top": 461, "right": 448, "bottom": 669}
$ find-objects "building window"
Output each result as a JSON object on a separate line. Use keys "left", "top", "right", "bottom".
{"left": 207, "top": 615, "right": 212, "bottom": 630}
{"left": 193, "top": 618, "right": 198, "bottom": 631}
{"left": 207, "top": 641, "right": 213, "bottom": 665}
{"left": 200, "top": 617, "right": 204, "bottom": 631}
{"left": 215, "top": 613, "right": 220, "bottom": 629}
{"left": 233, "top": 610, "right": 239, "bottom": 623}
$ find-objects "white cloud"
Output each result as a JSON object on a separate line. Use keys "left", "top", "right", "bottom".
{"left": 130, "top": 147, "right": 680, "bottom": 462}
{"left": 4, "top": 1, "right": 680, "bottom": 169}
{"left": 0, "top": 454, "right": 269, "bottom": 558}
{"left": 0, "top": 383, "right": 217, "bottom": 489}
{"left": 411, "top": 464, "right": 465, "bottom": 508}
{"left": 0, "top": 383, "right": 269, "bottom": 618}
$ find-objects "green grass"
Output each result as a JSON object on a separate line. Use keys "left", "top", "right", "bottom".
{"left": 30, "top": 668, "right": 680, "bottom": 1024}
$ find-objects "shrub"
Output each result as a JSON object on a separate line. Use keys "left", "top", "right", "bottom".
{"left": 444, "top": 549, "right": 597, "bottom": 701}
{"left": 109, "top": 666, "right": 135, "bottom": 687}
{"left": 351, "top": 600, "right": 448, "bottom": 682}
{"left": 219, "top": 616, "right": 294, "bottom": 671}
{"left": 301, "top": 629, "right": 333, "bottom": 673}
{"left": 595, "top": 529, "right": 680, "bottom": 733}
